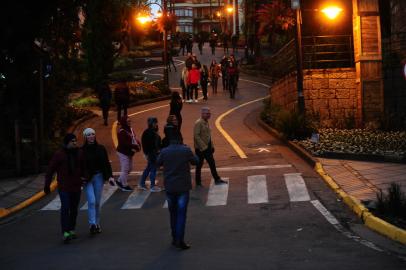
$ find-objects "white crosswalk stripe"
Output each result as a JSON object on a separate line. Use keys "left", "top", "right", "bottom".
{"left": 41, "top": 171, "right": 314, "bottom": 211}
{"left": 121, "top": 190, "right": 150, "bottom": 209}
{"left": 284, "top": 173, "right": 311, "bottom": 202}
{"left": 81, "top": 184, "right": 118, "bottom": 210}
{"left": 206, "top": 178, "right": 229, "bottom": 206}
{"left": 247, "top": 175, "right": 268, "bottom": 204}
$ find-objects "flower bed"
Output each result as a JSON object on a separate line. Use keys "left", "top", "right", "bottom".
{"left": 297, "top": 128, "right": 406, "bottom": 161}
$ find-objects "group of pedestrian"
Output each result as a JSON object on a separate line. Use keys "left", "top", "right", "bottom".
{"left": 180, "top": 53, "right": 210, "bottom": 102}
{"left": 220, "top": 54, "right": 240, "bottom": 99}
{"left": 179, "top": 34, "right": 194, "bottom": 56}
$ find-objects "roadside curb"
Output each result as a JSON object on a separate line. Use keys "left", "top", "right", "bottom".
{"left": 258, "top": 117, "right": 406, "bottom": 245}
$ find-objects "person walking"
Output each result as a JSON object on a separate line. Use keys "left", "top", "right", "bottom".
{"left": 139, "top": 117, "right": 162, "bottom": 192}
{"left": 165, "top": 49, "right": 177, "bottom": 72}
{"left": 82, "top": 128, "right": 114, "bottom": 234}
{"left": 193, "top": 107, "right": 227, "bottom": 187}
{"left": 187, "top": 63, "right": 200, "bottom": 103}
{"left": 222, "top": 33, "right": 229, "bottom": 54}
{"left": 114, "top": 81, "right": 130, "bottom": 121}
{"left": 227, "top": 61, "right": 238, "bottom": 99}
{"left": 44, "top": 133, "right": 85, "bottom": 243}
{"left": 220, "top": 56, "right": 229, "bottom": 91}
{"left": 179, "top": 36, "right": 186, "bottom": 56}
{"left": 180, "top": 66, "right": 189, "bottom": 101}
{"left": 200, "top": 64, "right": 209, "bottom": 101}
{"left": 162, "top": 114, "right": 183, "bottom": 148}
{"left": 169, "top": 91, "right": 183, "bottom": 130}
{"left": 185, "top": 53, "right": 194, "bottom": 70}
{"left": 209, "top": 35, "right": 217, "bottom": 56}
{"left": 97, "top": 81, "right": 112, "bottom": 126}
{"left": 116, "top": 116, "right": 141, "bottom": 191}
{"left": 197, "top": 34, "right": 204, "bottom": 55}
{"left": 231, "top": 34, "right": 239, "bottom": 54}
{"left": 209, "top": 59, "right": 220, "bottom": 94}
{"left": 157, "top": 134, "right": 198, "bottom": 250}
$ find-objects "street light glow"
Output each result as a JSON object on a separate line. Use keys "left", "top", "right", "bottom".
{"left": 137, "top": 15, "right": 152, "bottom": 24}
{"left": 321, "top": 6, "right": 343, "bottom": 20}
{"left": 226, "top": 6, "right": 234, "bottom": 14}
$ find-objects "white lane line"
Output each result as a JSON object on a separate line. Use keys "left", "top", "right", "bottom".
{"left": 311, "top": 200, "right": 382, "bottom": 252}
{"left": 121, "top": 190, "right": 151, "bottom": 209}
{"left": 81, "top": 184, "right": 118, "bottom": 210}
{"left": 112, "top": 164, "right": 292, "bottom": 176}
{"left": 239, "top": 78, "right": 270, "bottom": 88}
{"left": 284, "top": 173, "right": 311, "bottom": 202}
{"left": 41, "top": 195, "right": 61, "bottom": 210}
{"left": 163, "top": 200, "right": 168, "bottom": 208}
{"left": 247, "top": 175, "right": 269, "bottom": 204}
{"left": 206, "top": 178, "right": 229, "bottom": 206}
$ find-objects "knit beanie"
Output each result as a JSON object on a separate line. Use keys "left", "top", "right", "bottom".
{"left": 63, "top": 133, "right": 77, "bottom": 146}
{"left": 83, "top": 127, "right": 95, "bottom": 137}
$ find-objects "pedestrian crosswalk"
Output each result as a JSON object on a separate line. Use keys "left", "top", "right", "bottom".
{"left": 41, "top": 173, "right": 311, "bottom": 211}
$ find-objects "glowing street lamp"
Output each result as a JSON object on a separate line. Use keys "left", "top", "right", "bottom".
{"left": 136, "top": 15, "right": 151, "bottom": 24}
{"left": 226, "top": 6, "right": 234, "bottom": 14}
{"left": 321, "top": 6, "right": 343, "bottom": 20}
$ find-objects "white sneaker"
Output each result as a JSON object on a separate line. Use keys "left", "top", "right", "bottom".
{"left": 150, "top": 186, "right": 162, "bottom": 193}
{"left": 187, "top": 99, "right": 192, "bottom": 103}
{"left": 138, "top": 185, "right": 147, "bottom": 191}
{"left": 194, "top": 99, "right": 198, "bottom": 103}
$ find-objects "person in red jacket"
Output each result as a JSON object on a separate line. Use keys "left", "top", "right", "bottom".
{"left": 44, "top": 133, "right": 85, "bottom": 243}
{"left": 187, "top": 63, "right": 200, "bottom": 103}
{"left": 116, "top": 116, "right": 141, "bottom": 191}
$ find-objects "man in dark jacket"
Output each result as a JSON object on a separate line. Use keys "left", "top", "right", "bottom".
{"left": 114, "top": 82, "right": 130, "bottom": 121}
{"left": 157, "top": 134, "right": 198, "bottom": 250}
{"left": 44, "top": 133, "right": 85, "bottom": 243}
{"left": 139, "top": 117, "right": 162, "bottom": 192}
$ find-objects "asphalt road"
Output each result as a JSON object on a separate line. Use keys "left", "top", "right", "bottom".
{"left": 0, "top": 46, "right": 405, "bottom": 270}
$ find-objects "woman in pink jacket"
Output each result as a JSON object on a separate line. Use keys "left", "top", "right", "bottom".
{"left": 187, "top": 64, "right": 200, "bottom": 103}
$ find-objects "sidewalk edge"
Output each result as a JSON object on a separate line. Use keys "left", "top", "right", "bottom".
{"left": 258, "top": 117, "right": 406, "bottom": 245}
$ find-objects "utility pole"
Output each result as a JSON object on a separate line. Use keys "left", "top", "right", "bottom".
{"left": 293, "top": 0, "right": 305, "bottom": 114}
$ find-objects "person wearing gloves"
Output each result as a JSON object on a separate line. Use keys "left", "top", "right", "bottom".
{"left": 82, "top": 128, "right": 114, "bottom": 234}
{"left": 44, "top": 133, "right": 85, "bottom": 243}
{"left": 116, "top": 116, "right": 141, "bottom": 191}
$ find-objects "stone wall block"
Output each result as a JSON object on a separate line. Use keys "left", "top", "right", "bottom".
{"left": 337, "top": 89, "right": 350, "bottom": 99}
{"left": 313, "top": 79, "right": 329, "bottom": 89}
{"left": 319, "top": 88, "right": 336, "bottom": 99}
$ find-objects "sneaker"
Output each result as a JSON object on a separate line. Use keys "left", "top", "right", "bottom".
{"left": 90, "top": 224, "right": 97, "bottom": 235}
{"left": 215, "top": 179, "right": 228, "bottom": 185}
{"left": 69, "top": 231, "right": 77, "bottom": 239}
{"left": 109, "top": 178, "right": 115, "bottom": 186}
{"left": 187, "top": 99, "right": 193, "bottom": 103}
{"left": 115, "top": 180, "right": 123, "bottom": 188}
{"left": 194, "top": 99, "right": 198, "bottom": 103}
{"left": 96, "top": 225, "right": 102, "bottom": 234}
{"left": 138, "top": 185, "right": 148, "bottom": 191}
{"left": 150, "top": 186, "right": 162, "bottom": 193}
{"left": 62, "top": 232, "right": 71, "bottom": 243}
{"left": 121, "top": 185, "right": 133, "bottom": 192}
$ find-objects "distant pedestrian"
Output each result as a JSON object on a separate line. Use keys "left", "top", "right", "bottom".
{"left": 193, "top": 107, "right": 227, "bottom": 187}
{"left": 200, "top": 64, "right": 209, "bottom": 101}
{"left": 209, "top": 35, "right": 217, "bottom": 56}
{"left": 185, "top": 53, "right": 194, "bottom": 70}
{"left": 180, "top": 37, "right": 186, "bottom": 56}
{"left": 162, "top": 114, "right": 183, "bottom": 148}
{"left": 97, "top": 81, "right": 112, "bottom": 126}
{"left": 116, "top": 116, "right": 141, "bottom": 191}
{"left": 139, "top": 117, "right": 162, "bottom": 192}
{"left": 44, "top": 133, "right": 85, "bottom": 243}
{"left": 220, "top": 56, "right": 229, "bottom": 91}
{"left": 169, "top": 91, "right": 183, "bottom": 130}
{"left": 187, "top": 63, "right": 200, "bottom": 103}
{"left": 186, "top": 36, "right": 193, "bottom": 54}
{"left": 114, "top": 82, "right": 130, "bottom": 121}
{"left": 231, "top": 34, "right": 239, "bottom": 54}
{"left": 82, "top": 128, "right": 114, "bottom": 235}
{"left": 197, "top": 34, "right": 204, "bottom": 55}
{"left": 227, "top": 61, "right": 238, "bottom": 99}
{"left": 157, "top": 133, "right": 198, "bottom": 250}
{"left": 165, "top": 49, "right": 177, "bottom": 72}
{"left": 222, "top": 33, "right": 229, "bottom": 54}
{"left": 209, "top": 59, "right": 220, "bottom": 94}
{"left": 180, "top": 67, "right": 189, "bottom": 101}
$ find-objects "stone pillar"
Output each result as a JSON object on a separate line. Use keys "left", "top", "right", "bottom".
{"left": 352, "top": 0, "right": 384, "bottom": 126}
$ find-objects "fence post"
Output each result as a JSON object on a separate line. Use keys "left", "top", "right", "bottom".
{"left": 14, "top": 120, "right": 21, "bottom": 175}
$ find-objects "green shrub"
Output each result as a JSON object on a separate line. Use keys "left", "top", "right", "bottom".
{"left": 69, "top": 96, "right": 99, "bottom": 108}
{"left": 376, "top": 183, "right": 406, "bottom": 219}
{"left": 152, "top": 79, "right": 171, "bottom": 95}
{"left": 109, "top": 71, "right": 144, "bottom": 82}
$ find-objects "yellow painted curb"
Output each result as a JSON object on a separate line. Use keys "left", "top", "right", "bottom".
{"left": 315, "top": 162, "right": 406, "bottom": 245}
{"left": 0, "top": 179, "right": 57, "bottom": 219}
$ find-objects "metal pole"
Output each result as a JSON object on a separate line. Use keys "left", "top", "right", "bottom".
{"left": 15, "top": 120, "right": 21, "bottom": 175}
{"left": 295, "top": 8, "right": 305, "bottom": 114}
{"left": 39, "top": 58, "right": 44, "bottom": 165}
{"left": 163, "top": 0, "right": 169, "bottom": 91}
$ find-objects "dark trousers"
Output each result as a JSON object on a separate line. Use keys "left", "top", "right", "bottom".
{"left": 201, "top": 83, "right": 208, "bottom": 100}
{"left": 189, "top": 83, "right": 198, "bottom": 99}
{"left": 101, "top": 106, "right": 109, "bottom": 122}
{"left": 166, "top": 191, "right": 189, "bottom": 243}
{"left": 116, "top": 102, "right": 128, "bottom": 121}
{"left": 221, "top": 72, "right": 228, "bottom": 91}
{"left": 195, "top": 147, "right": 220, "bottom": 185}
{"left": 211, "top": 77, "right": 218, "bottom": 94}
{"left": 211, "top": 46, "right": 215, "bottom": 55}
{"left": 58, "top": 190, "right": 81, "bottom": 234}
{"left": 228, "top": 77, "right": 237, "bottom": 98}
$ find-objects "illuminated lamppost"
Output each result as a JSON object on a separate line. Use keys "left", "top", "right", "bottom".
{"left": 226, "top": 5, "right": 234, "bottom": 35}
{"left": 292, "top": 0, "right": 342, "bottom": 114}
{"left": 136, "top": 0, "right": 169, "bottom": 91}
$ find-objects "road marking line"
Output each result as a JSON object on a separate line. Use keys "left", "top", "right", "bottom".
{"left": 284, "top": 173, "right": 311, "bottom": 202}
{"left": 81, "top": 184, "right": 117, "bottom": 210}
{"left": 247, "top": 175, "right": 269, "bottom": 204}
{"left": 121, "top": 190, "right": 151, "bottom": 209}
{"left": 215, "top": 96, "right": 270, "bottom": 159}
{"left": 41, "top": 195, "right": 61, "bottom": 211}
{"left": 163, "top": 200, "right": 168, "bottom": 208}
{"left": 311, "top": 200, "right": 382, "bottom": 252}
{"left": 239, "top": 79, "right": 270, "bottom": 88}
{"left": 112, "top": 164, "right": 292, "bottom": 176}
{"left": 206, "top": 178, "right": 229, "bottom": 206}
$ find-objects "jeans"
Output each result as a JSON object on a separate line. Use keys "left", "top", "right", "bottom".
{"left": 117, "top": 152, "right": 133, "bottom": 186}
{"left": 166, "top": 191, "right": 189, "bottom": 243}
{"left": 116, "top": 102, "right": 128, "bottom": 121}
{"left": 195, "top": 146, "right": 220, "bottom": 185}
{"left": 85, "top": 173, "right": 104, "bottom": 225}
{"left": 189, "top": 83, "right": 198, "bottom": 100}
{"left": 58, "top": 190, "right": 81, "bottom": 234}
{"left": 139, "top": 156, "right": 157, "bottom": 188}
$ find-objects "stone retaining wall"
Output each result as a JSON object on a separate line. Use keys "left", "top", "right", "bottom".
{"left": 270, "top": 68, "right": 357, "bottom": 127}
